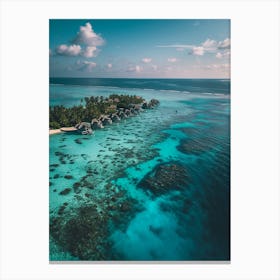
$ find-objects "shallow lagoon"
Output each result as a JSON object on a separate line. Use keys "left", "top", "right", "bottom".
{"left": 49, "top": 82, "right": 230, "bottom": 261}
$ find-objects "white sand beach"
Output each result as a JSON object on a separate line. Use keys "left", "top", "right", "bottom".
{"left": 49, "top": 127, "right": 77, "bottom": 135}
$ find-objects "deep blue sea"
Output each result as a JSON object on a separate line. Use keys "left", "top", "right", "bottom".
{"left": 49, "top": 78, "right": 230, "bottom": 261}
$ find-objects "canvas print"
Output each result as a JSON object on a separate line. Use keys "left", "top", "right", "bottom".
{"left": 49, "top": 19, "right": 230, "bottom": 261}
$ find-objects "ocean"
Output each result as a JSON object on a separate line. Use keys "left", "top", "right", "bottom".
{"left": 49, "top": 78, "right": 230, "bottom": 261}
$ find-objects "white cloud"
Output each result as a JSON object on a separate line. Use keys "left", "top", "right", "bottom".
{"left": 135, "top": 65, "right": 142, "bottom": 73}
{"left": 204, "top": 63, "right": 230, "bottom": 70}
{"left": 84, "top": 61, "right": 96, "bottom": 66}
{"left": 73, "top": 22, "right": 104, "bottom": 47}
{"left": 202, "top": 39, "right": 217, "bottom": 49}
{"left": 142, "top": 58, "right": 152, "bottom": 63}
{"left": 82, "top": 46, "right": 98, "bottom": 58}
{"left": 158, "top": 38, "right": 230, "bottom": 57}
{"left": 216, "top": 51, "right": 230, "bottom": 59}
{"left": 107, "top": 63, "right": 112, "bottom": 69}
{"left": 127, "top": 65, "right": 143, "bottom": 73}
{"left": 157, "top": 44, "right": 194, "bottom": 49}
{"left": 55, "top": 44, "right": 82, "bottom": 56}
{"left": 190, "top": 39, "right": 218, "bottom": 56}
{"left": 190, "top": 46, "right": 204, "bottom": 56}
{"left": 55, "top": 23, "right": 105, "bottom": 59}
{"left": 216, "top": 52, "right": 223, "bottom": 59}
{"left": 78, "top": 60, "right": 97, "bottom": 72}
{"left": 190, "top": 38, "right": 230, "bottom": 56}
{"left": 167, "top": 57, "right": 177, "bottom": 63}
{"left": 218, "top": 38, "right": 230, "bottom": 49}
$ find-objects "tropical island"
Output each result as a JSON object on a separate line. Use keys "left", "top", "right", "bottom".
{"left": 49, "top": 94, "right": 160, "bottom": 135}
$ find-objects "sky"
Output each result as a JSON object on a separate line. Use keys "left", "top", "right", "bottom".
{"left": 49, "top": 19, "right": 230, "bottom": 78}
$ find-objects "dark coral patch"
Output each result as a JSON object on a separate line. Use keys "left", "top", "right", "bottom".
{"left": 72, "top": 181, "right": 82, "bottom": 193}
{"left": 59, "top": 188, "right": 72, "bottom": 195}
{"left": 58, "top": 205, "right": 67, "bottom": 215}
{"left": 59, "top": 145, "right": 67, "bottom": 148}
{"left": 75, "top": 139, "right": 82, "bottom": 144}
{"left": 137, "top": 162, "right": 189, "bottom": 196}
{"left": 177, "top": 138, "right": 213, "bottom": 155}
{"left": 50, "top": 205, "right": 110, "bottom": 260}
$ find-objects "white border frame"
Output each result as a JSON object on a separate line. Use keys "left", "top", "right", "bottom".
{"left": 1, "top": 0, "right": 279, "bottom": 279}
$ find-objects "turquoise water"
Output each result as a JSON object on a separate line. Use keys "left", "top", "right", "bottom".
{"left": 49, "top": 79, "right": 230, "bottom": 261}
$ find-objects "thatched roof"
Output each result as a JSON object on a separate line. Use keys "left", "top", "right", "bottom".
{"left": 78, "top": 122, "right": 91, "bottom": 129}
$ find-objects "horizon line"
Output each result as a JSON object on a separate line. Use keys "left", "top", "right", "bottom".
{"left": 50, "top": 77, "right": 230, "bottom": 80}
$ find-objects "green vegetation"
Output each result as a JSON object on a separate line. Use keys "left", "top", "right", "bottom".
{"left": 49, "top": 94, "right": 145, "bottom": 129}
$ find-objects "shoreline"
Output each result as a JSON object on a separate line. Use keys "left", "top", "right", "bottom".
{"left": 50, "top": 95, "right": 160, "bottom": 136}
{"left": 49, "top": 127, "right": 77, "bottom": 135}
{"left": 49, "top": 129, "right": 62, "bottom": 135}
